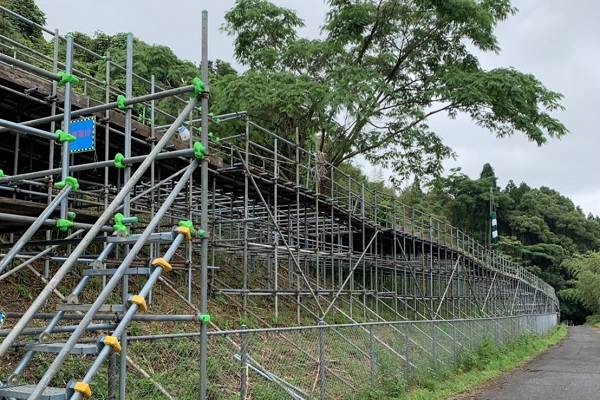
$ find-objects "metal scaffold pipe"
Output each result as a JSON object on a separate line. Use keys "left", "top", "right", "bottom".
{"left": 33, "top": 161, "right": 198, "bottom": 400}
{"left": 0, "top": 185, "right": 71, "bottom": 274}
{"left": 0, "top": 97, "right": 198, "bottom": 359}
{"left": 0, "top": 213, "right": 112, "bottom": 233}
{"left": 119, "top": 31, "right": 134, "bottom": 400}
{"left": 0, "top": 148, "right": 196, "bottom": 184}
{"left": 70, "top": 231, "right": 189, "bottom": 400}
{"left": 60, "top": 34, "right": 74, "bottom": 219}
{"left": 7, "top": 242, "right": 116, "bottom": 382}
{"left": 0, "top": 324, "right": 116, "bottom": 339}
{"left": 0, "top": 118, "right": 58, "bottom": 141}
{"left": 199, "top": 10, "right": 209, "bottom": 400}
{"left": 0, "top": 85, "right": 195, "bottom": 134}
{"left": 0, "top": 230, "right": 85, "bottom": 283}
{"left": 0, "top": 52, "right": 61, "bottom": 81}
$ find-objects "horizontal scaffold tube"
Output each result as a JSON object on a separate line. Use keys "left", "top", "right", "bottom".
{"left": 0, "top": 84, "right": 196, "bottom": 134}
{"left": 0, "top": 148, "right": 196, "bottom": 184}
{"left": 0, "top": 52, "right": 61, "bottom": 81}
{"left": 0, "top": 324, "right": 116, "bottom": 339}
{"left": 5, "top": 313, "right": 198, "bottom": 322}
{"left": 0, "top": 230, "right": 85, "bottom": 283}
{"left": 0, "top": 213, "right": 112, "bottom": 233}
{"left": 0, "top": 118, "right": 58, "bottom": 141}
{"left": 0, "top": 185, "right": 71, "bottom": 274}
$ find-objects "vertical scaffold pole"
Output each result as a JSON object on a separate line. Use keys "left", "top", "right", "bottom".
{"left": 119, "top": 32, "right": 134, "bottom": 400}
{"left": 45, "top": 28, "right": 59, "bottom": 279}
{"left": 295, "top": 128, "right": 301, "bottom": 323}
{"left": 103, "top": 51, "right": 111, "bottom": 293}
{"left": 274, "top": 137, "right": 279, "bottom": 320}
{"left": 150, "top": 74, "right": 156, "bottom": 306}
{"left": 187, "top": 98, "right": 194, "bottom": 305}
{"left": 243, "top": 119, "right": 249, "bottom": 318}
{"left": 199, "top": 10, "right": 209, "bottom": 400}
{"left": 60, "top": 33, "right": 74, "bottom": 219}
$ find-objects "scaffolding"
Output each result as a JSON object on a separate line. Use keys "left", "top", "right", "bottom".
{"left": 0, "top": 6, "right": 558, "bottom": 400}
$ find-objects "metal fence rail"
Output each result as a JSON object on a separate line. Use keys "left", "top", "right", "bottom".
{"left": 123, "top": 313, "right": 558, "bottom": 399}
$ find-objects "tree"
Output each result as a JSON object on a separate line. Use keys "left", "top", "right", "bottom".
{"left": 427, "top": 164, "right": 507, "bottom": 243}
{"left": 0, "top": 0, "right": 46, "bottom": 44}
{"left": 222, "top": 0, "right": 568, "bottom": 182}
{"left": 559, "top": 253, "right": 600, "bottom": 322}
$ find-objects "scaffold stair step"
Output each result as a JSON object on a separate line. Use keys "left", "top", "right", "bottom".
{"left": 56, "top": 304, "right": 126, "bottom": 313}
{"left": 0, "top": 384, "right": 67, "bottom": 400}
{"left": 106, "top": 232, "right": 175, "bottom": 244}
{"left": 25, "top": 343, "right": 98, "bottom": 355}
{"left": 82, "top": 267, "right": 150, "bottom": 276}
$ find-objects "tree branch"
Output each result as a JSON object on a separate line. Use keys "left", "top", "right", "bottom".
{"left": 338, "top": 102, "right": 458, "bottom": 164}
{"left": 356, "top": 0, "right": 384, "bottom": 64}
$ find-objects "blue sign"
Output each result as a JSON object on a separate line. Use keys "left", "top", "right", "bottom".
{"left": 69, "top": 117, "right": 95, "bottom": 153}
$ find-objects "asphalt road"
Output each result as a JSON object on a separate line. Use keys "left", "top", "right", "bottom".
{"left": 465, "top": 325, "right": 600, "bottom": 400}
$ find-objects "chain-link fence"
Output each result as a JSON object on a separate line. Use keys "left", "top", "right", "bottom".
{"left": 119, "top": 313, "right": 557, "bottom": 399}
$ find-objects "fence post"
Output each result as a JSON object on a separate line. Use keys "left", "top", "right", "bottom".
{"left": 494, "top": 319, "right": 498, "bottom": 346}
{"left": 318, "top": 321, "right": 326, "bottom": 400}
{"left": 469, "top": 319, "right": 474, "bottom": 351}
{"left": 240, "top": 324, "right": 248, "bottom": 400}
{"left": 404, "top": 322, "right": 411, "bottom": 378}
{"left": 452, "top": 322, "right": 457, "bottom": 367}
{"left": 432, "top": 320, "right": 437, "bottom": 370}
{"left": 369, "top": 321, "right": 375, "bottom": 386}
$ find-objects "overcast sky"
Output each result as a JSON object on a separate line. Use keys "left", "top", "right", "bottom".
{"left": 34, "top": 0, "right": 600, "bottom": 215}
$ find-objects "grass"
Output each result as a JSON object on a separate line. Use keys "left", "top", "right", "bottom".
{"left": 2, "top": 261, "right": 566, "bottom": 399}
{"left": 357, "top": 324, "right": 567, "bottom": 400}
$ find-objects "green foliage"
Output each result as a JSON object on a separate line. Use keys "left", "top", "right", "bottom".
{"left": 404, "top": 163, "right": 600, "bottom": 322}
{"left": 559, "top": 253, "right": 600, "bottom": 316}
{"left": 584, "top": 314, "right": 600, "bottom": 325}
{"left": 14, "top": 283, "right": 32, "bottom": 299}
{"left": 249, "top": 382, "right": 291, "bottom": 400}
{"left": 0, "top": 0, "right": 45, "bottom": 42}
{"left": 359, "top": 325, "right": 565, "bottom": 399}
{"left": 222, "top": 0, "right": 567, "bottom": 182}
{"left": 427, "top": 164, "right": 506, "bottom": 243}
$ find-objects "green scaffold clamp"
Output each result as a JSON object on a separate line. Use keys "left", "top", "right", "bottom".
{"left": 113, "top": 213, "right": 137, "bottom": 237}
{"left": 113, "top": 212, "right": 128, "bottom": 236}
{"left": 0, "top": 170, "right": 3, "bottom": 178}
{"left": 193, "top": 142, "right": 206, "bottom": 160}
{"left": 117, "top": 95, "right": 128, "bottom": 110}
{"left": 55, "top": 176, "right": 80, "bottom": 191}
{"left": 208, "top": 132, "right": 221, "bottom": 143}
{"left": 198, "top": 314, "right": 211, "bottom": 324}
{"left": 197, "top": 229, "right": 206, "bottom": 238}
{"left": 114, "top": 153, "right": 125, "bottom": 169}
{"left": 178, "top": 220, "right": 194, "bottom": 231}
{"left": 55, "top": 130, "right": 76, "bottom": 143}
{"left": 57, "top": 71, "right": 80, "bottom": 87}
{"left": 190, "top": 77, "right": 205, "bottom": 98}
{"left": 56, "top": 219, "right": 74, "bottom": 232}
{"left": 136, "top": 114, "right": 152, "bottom": 125}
